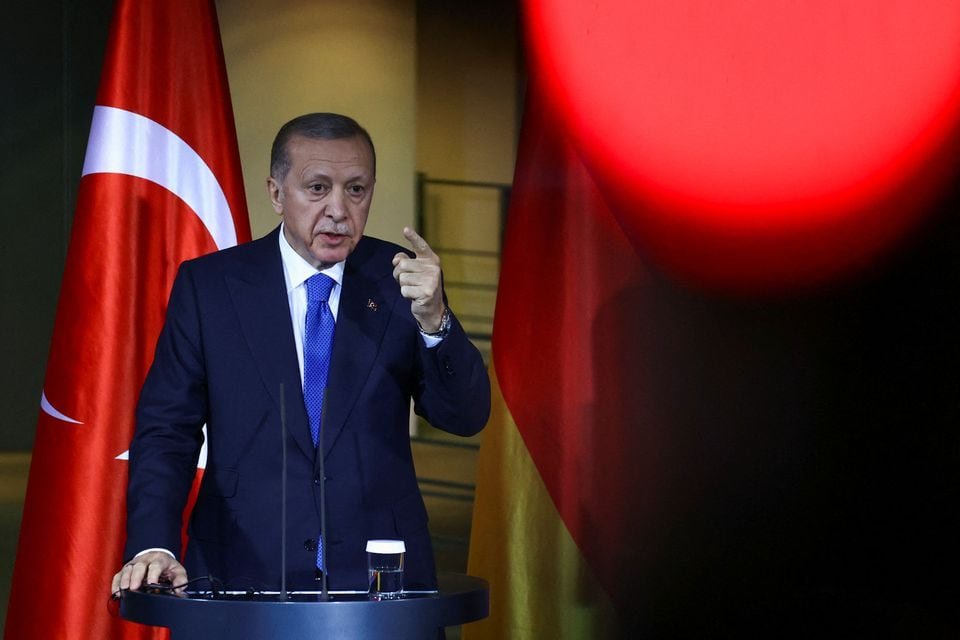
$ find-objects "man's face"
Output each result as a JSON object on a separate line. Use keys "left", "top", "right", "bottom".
{"left": 267, "top": 134, "right": 376, "bottom": 268}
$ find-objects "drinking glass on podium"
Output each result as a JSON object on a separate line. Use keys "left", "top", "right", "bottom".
{"left": 366, "top": 539, "right": 405, "bottom": 599}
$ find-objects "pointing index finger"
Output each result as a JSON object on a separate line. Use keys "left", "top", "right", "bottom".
{"left": 402, "top": 227, "right": 434, "bottom": 258}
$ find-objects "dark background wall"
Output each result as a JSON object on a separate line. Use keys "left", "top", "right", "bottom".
{"left": 608, "top": 202, "right": 960, "bottom": 634}
{"left": 1, "top": 1, "right": 112, "bottom": 450}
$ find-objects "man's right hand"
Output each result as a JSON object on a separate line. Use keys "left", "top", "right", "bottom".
{"left": 110, "top": 551, "right": 188, "bottom": 596}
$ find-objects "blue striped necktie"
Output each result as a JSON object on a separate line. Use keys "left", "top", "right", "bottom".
{"left": 303, "top": 272, "right": 336, "bottom": 572}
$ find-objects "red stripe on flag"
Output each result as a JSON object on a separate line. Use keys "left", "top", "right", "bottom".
{"left": 492, "top": 81, "right": 656, "bottom": 621}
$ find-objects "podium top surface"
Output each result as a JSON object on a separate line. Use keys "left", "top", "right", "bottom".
{"left": 120, "top": 572, "right": 489, "bottom": 640}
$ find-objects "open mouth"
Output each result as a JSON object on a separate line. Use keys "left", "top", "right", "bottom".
{"left": 318, "top": 232, "right": 347, "bottom": 244}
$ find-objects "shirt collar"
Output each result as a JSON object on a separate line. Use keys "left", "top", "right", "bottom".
{"left": 278, "top": 222, "right": 345, "bottom": 293}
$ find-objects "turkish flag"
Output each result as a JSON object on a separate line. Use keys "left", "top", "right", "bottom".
{"left": 5, "top": 1, "right": 250, "bottom": 638}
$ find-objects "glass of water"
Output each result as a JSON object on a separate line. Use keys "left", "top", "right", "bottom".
{"left": 366, "top": 539, "right": 405, "bottom": 599}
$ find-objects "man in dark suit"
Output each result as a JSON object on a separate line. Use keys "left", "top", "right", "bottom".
{"left": 111, "top": 113, "right": 490, "bottom": 593}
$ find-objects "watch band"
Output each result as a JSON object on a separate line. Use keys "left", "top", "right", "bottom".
{"left": 419, "top": 307, "right": 451, "bottom": 338}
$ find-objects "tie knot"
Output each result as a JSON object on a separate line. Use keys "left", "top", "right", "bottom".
{"left": 306, "top": 273, "right": 335, "bottom": 303}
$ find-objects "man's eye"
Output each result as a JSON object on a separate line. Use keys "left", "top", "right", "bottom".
{"left": 349, "top": 185, "right": 365, "bottom": 195}
{"left": 309, "top": 184, "right": 326, "bottom": 193}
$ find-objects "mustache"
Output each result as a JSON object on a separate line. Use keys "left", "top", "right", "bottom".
{"left": 315, "top": 223, "right": 352, "bottom": 235}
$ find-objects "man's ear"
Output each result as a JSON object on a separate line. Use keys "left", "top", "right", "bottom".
{"left": 266, "top": 177, "right": 283, "bottom": 215}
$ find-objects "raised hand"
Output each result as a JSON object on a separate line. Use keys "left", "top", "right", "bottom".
{"left": 392, "top": 227, "right": 446, "bottom": 333}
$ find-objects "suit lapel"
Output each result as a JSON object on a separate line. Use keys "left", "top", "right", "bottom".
{"left": 321, "top": 239, "right": 395, "bottom": 461}
{"left": 225, "top": 229, "right": 316, "bottom": 461}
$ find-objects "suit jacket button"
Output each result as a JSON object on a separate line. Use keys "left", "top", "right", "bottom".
{"left": 304, "top": 539, "right": 317, "bottom": 552}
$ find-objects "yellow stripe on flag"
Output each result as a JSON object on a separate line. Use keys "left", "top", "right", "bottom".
{"left": 465, "top": 366, "right": 619, "bottom": 639}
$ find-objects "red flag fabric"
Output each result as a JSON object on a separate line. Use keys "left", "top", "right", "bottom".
{"left": 5, "top": 1, "right": 250, "bottom": 638}
{"left": 465, "top": 78, "right": 650, "bottom": 638}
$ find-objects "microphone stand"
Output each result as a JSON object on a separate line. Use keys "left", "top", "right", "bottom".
{"left": 317, "top": 387, "right": 330, "bottom": 601}
{"left": 279, "top": 383, "right": 288, "bottom": 601}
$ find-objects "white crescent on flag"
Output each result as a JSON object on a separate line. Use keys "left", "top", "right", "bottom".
{"left": 82, "top": 104, "right": 238, "bottom": 251}
{"left": 41, "top": 106, "right": 237, "bottom": 472}
{"left": 39, "top": 391, "right": 82, "bottom": 424}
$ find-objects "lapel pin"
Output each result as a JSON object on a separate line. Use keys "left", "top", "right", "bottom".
{"left": 366, "top": 298, "right": 379, "bottom": 311}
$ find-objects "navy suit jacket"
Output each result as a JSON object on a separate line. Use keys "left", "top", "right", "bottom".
{"left": 124, "top": 227, "right": 490, "bottom": 590}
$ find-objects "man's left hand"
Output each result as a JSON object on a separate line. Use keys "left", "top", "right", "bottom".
{"left": 393, "top": 227, "right": 446, "bottom": 332}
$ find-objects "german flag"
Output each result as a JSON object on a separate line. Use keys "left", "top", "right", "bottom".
{"left": 465, "top": 82, "right": 650, "bottom": 638}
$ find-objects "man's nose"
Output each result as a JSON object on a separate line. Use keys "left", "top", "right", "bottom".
{"left": 324, "top": 187, "right": 348, "bottom": 220}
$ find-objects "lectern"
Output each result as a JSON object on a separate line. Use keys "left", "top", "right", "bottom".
{"left": 120, "top": 573, "right": 489, "bottom": 640}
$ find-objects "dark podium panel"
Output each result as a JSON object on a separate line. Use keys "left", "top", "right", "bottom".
{"left": 120, "top": 573, "right": 488, "bottom": 640}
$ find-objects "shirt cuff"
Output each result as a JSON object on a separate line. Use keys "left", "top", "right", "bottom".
{"left": 134, "top": 548, "right": 176, "bottom": 560}
{"left": 419, "top": 332, "right": 443, "bottom": 349}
